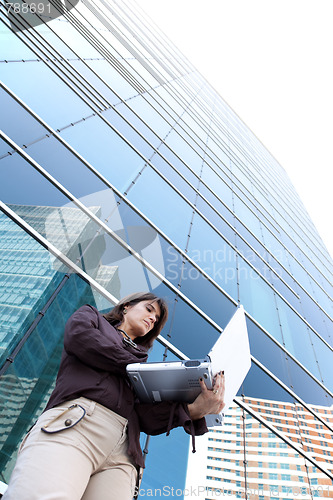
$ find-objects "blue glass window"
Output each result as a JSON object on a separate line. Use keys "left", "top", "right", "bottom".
{"left": 238, "top": 257, "right": 282, "bottom": 343}
{"left": 0, "top": 59, "right": 90, "bottom": 129}
{"left": 0, "top": 88, "right": 48, "bottom": 148}
{"left": 0, "top": 24, "right": 35, "bottom": 60}
{"left": 275, "top": 295, "right": 321, "bottom": 381}
{"left": 187, "top": 213, "right": 238, "bottom": 301}
{"left": 87, "top": 60, "right": 138, "bottom": 101}
{"left": 60, "top": 115, "right": 144, "bottom": 194}
{"left": 102, "top": 107, "right": 154, "bottom": 161}
{"left": 118, "top": 96, "right": 172, "bottom": 139}
{"left": 201, "top": 163, "right": 233, "bottom": 210}
{"left": 234, "top": 194, "right": 262, "bottom": 242}
{"left": 127, "top": 167, "right": 193, "bottom": 251}
{"left": 179, "top": 263, "right": 237, "bottom": 330}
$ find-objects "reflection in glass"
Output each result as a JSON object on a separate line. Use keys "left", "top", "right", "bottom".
{"left": 0, "top": 213, "right": 64, "bottom": 364}
{"left": 0, "top": 263, "right": 99, "bottom": 481}
{"left": 0, "top": 153, "right": 155, "bottom": 298}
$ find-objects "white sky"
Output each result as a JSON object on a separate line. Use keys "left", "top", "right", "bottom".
{"left": 135, "top": 0, "right": 333, "bottom": 260}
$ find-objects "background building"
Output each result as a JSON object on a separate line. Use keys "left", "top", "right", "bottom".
{"left": 0, "top": 0, "right": 332, "bottom": 496}
{"left": 186, "top": 397, "right": 333, "bottom": 499}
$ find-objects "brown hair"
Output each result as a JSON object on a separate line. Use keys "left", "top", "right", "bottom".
{"left": 103, "top": 292, "right": 168, "bottom": 348}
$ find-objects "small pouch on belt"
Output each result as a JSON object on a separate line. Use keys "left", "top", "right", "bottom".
{"left": 41, "top": 404, "right": 86, "bottom": 434}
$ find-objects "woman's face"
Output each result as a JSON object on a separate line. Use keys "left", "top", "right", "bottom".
{"left": 119, "top": 300, "right": 161, "bottom": 340}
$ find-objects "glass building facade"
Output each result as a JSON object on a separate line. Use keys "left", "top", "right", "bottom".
{"left": 0, "top": 0, "right": 332, "bottom": 496}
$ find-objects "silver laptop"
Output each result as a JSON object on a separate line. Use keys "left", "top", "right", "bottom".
{"left": 126, "top": 305, "right": 251, "bottom": 426}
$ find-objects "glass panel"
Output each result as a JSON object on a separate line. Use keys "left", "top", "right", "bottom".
{"left": 179, "top": 109, "right": 208, "bottom": 143}
{"left": 238, "top": 257, "right": 282, "bottom": 342}
{"left": 2, "top": 131, "right": 235, "bottom": 327}
{"left": 155, "top": 143, "right": 199, "bottom": 190}
{"left": 0, "top": 151, "right": 164, "bottom": 298}
{"left": 243, "top": 363, "right": 333, "bottom": 432}
{"left": 153, "top": 86, "right": 184, "bottom": 120}
{"left": 69, "top": 60, "right": 119, "bottom": 105}
{"left": 179, "top": 264, "right": 237, "bottom": 330}
{"left": 115, "top": 97, "right": 171, "bottom": 142}
{"left": 0, "top": 88, "right": 49, "bottom": 147}
{"left": 322, "top": 315, "right": 333, "bottom": 348}
{"left": 235, "top": 218, "right": 267, "bottom": 258}
{"left": 102, "top": 106, "right": 154, "bottom": 160}
{"left": 9, "top": 133, "right": 168, "bottom": 289}
{"left": 196, "top": 187, "right": 236, "bottom": 242}
{"left": 150, "top": 151, "right": 198, "bottom": 206}
{"left": 26, "top": 135, "right": 108, "bottom": 200}
{"left": 87, "top": 59, "right": 137, "bottom": 101}
{"left": 243, "top": 360, "right": 294, "bottom": 404}
{"left": 127, "top": 167, "right": 193, "bottom": 251}
{"left": 0, "top": 243, "right": 101, "bottom": 482}
{"left": 234, "top": 193, "right": 262, "bottom": 242}
{"left": 0, "top": 137, "right": 13, "bottom": 156}
{"left": 128, "top": 58, "right": 159, "bottom": 88}
{"left": 201, "top": 163, "right": 233, "bottom": 210}
{"left": 46, "top": 15, "right": 104, "bottom": 59}
{"left": 275, "top": 295, "right": 322, "bottom": 381}
{"left": 0, "top": 57, "right": 91, "bottom": 129}
{"left": 0, "top": 213, "right": 64, "bottom": 362}
{"left": 231, "top": 161, "right": 253, "bottom": 192}
{"left": 236, "top": 236, "right": 274, "bottom": 284}
{"left": 0, "top": 24, "right": 36, "bottom": 60}
{"left": 297, "top": 287, "right": 329, "bottom": 336}
{"left": 247, "top": 313, "right": 331, "bottom": 406}
{"left": 165, "top": 296, "right": 220, "bottom": 359}
{"left": 265, "top": 264, "right": 301, "bottom": 314}
{"left": 60, "top": 115, "right": 145, "bottom": 194}
{"left": 33, "top": 23, "right": 77, "bottom": 59}
{"left": 308, "top": 331, "right": 333, "bottom": 392}
{"left": 187, "top": 213, "right": 238, "bottom": 301}
{"left": 206, "top": 136, "right": 231, "bottom": 170}
{"left": 310, "top": 280, "right": 333, "bottom": 319}
{"left": 286, "top": 355, "right": 333, "bottom": 407}
{"left": 143, "top": 92, "right": 175, "bottom": 130}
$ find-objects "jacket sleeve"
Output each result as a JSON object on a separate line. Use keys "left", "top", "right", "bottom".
{"left": 63, "top": 304, "right": 147, "bottom": 374}
{"left": 135, "top": 400, "right": 208, "bottom": 440}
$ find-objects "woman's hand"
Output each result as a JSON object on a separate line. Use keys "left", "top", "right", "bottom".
{"left": 187, "top": 372, "right": 225, "bottom": 421}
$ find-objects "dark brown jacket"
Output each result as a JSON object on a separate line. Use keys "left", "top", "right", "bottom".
{"left": 45, "top": 304, "right": 207, "bottom": 468}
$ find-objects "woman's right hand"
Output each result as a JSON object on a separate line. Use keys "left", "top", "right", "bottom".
{"left": 187, "top": 372, "right": 225, "bottom": 420}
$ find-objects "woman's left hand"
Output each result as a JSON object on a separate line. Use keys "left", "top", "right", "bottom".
{"left": 187, "top": 372, "right": 225, "bottom": 420}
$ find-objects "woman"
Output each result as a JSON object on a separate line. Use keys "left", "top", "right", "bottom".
{"left": 3, "top": 292, "right": 225, "bottom": 500}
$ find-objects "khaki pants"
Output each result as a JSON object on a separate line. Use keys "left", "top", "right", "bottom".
{"left": 3, "top": 397, "right": 138, "bottom": 500}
